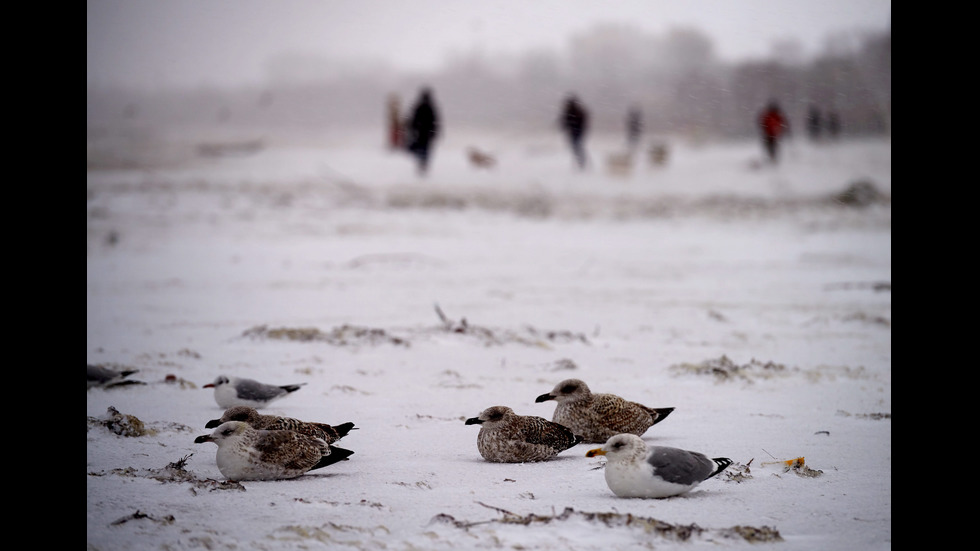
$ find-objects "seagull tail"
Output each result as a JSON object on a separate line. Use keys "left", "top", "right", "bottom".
{"left": 310, "top": 446, "right": 355, "bottom": 470}
{"left": 331, "top": 422, "right": 357, "bottom": 438}
{"left": 707, "top": 457, "right": 733, "bottom": 479}
{"left": 650, "top": 407, "right": 675, "bottom": 425}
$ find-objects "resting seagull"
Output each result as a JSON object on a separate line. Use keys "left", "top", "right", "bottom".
{"left": 535, "top": 378, "right": 674, "bottom": 443}
{"left": 465, "top": 405, "right": 582, "bottom": 463}
{"left": 586, "top": 434, "right": 732, "bottom": 498}
{"left": 194, "top": 421, "right": 353, "bottom": 481}
{"left": 205, "top": 406, "right": 356, "bottom": 444}
{"left": 87, "top": 364, "right": 144, "bottom": 389}
{"left": 203, "top": 375, "right": 305, "bottom": 409}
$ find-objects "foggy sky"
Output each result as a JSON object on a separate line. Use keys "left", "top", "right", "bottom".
{"left": 87, "top": 0, "right": 891, "bottom": 92}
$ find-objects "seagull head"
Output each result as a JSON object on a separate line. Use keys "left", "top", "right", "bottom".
{"left": 203, "top": 375, "right": 231, "bottom": 389}
{"left": 536, "top": 378, "right": 590, "bottom": 403}
{"left": 586, "top": 433, "right": 646, "bottom": 460}
{"left": 194, "top": 420, "right": 251, "bottom": 445}
{"left": 465, "top": 405, "right": 514, "bottom": 427}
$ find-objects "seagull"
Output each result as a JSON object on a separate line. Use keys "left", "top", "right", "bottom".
{"left": 205, "top": 406, "right": 356, "bottom": 444}
{"left": 203, "top": 375, "right": 306, "bottom": 409}
{"left": 535, "top": 378, "right": 674, "bottom": 443}
{"left": 464, "top": 405, "right": 582, "bottom": 463}
{"left": 87, "top": 364, "right": 144, "bottom": 389}
{"left": 586, "top": 433, "right": 732, "bottom": 498}
{"left": 194, "top": 420, "right": 354, "bottom": 481}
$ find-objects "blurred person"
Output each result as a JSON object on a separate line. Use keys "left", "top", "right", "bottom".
{"left": 826, "top": 111, "right": 841, "bottom": 139}
{"left": 806, "top": 105, "right": 822, "bottom": 141}
{"left": 626, "top": 106, "right": 643, "bottom": 151}
{"left": 406, "top": 87, "right": 441, "bottom": 175}
{"left": 560, "top": 94, "right": 590, "bottom": 169}
{"left": 387, "top": 93, "right": 404, "bottom": 150}
{"left": 758, "top": 100, "right": 789, "bottom": 163}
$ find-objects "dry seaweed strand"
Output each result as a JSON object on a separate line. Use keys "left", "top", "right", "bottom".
{"left": 429, "top": 503, "right": 782, "bottom": 543}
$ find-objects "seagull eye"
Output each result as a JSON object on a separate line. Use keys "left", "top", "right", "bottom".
{"left": 613, "top": 442, "right": 624, "bottom": 449}
{"left": 561, "top": 384, "right": 577, "bottom": 393}
{"left": 221, "top": 429, "right": 234, "bottom": 436}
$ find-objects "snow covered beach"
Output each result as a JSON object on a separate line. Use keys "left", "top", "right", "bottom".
{"left": 87, "top": 129, "right": 890, "bottom": 550}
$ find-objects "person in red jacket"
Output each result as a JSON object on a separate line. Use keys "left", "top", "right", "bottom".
{"left": 758, "top": 100, "right": 788, "bottom": 163}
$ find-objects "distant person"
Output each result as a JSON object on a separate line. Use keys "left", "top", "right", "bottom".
{"left": 626, "top": 106, "right": 643, "bottom": 151}
{"left": 387, "top": 93, "right": 403, "bottom": 150}
{"left": 560, "top": 94, "right": 589, "bottom": 169}
{"left": 806, "top": 105, "right": 822, "bottom": 141}
{"left": 406, "top": 87, "right": 440, "bottom": 175}
{"left": 826, "top": 111, "right": 841, "bottom": 140}
{"left": 758, "top": 100, "right": 789, "bottom": 163}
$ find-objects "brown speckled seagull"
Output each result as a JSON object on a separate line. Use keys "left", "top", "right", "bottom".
{"left": 205, "top": 406, "right": 355, "bottom": 445}
{"left": 535, "top": 379, "right": 674, "bottom": 443}
{"left": 194, "top": 421, "right": 354, "bottom": 481}
{"left": 464, "top": 405, "right": 582, "bottom": 463}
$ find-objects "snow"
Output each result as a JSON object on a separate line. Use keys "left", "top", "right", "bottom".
{"left": 87, "top": 127, "right": 890, "bottom": 550}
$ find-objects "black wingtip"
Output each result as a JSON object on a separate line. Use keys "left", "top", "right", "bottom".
{"left": 333, "top": 422, "right": 356, "bottom": 438}
{"left": 281, "top": 384, "right": 305, "bottom": 393}
{"left": 651, "top": 407, "right": 675, "bottom": 425}
{"left": 310, "top": 446, "right": 355, "bottom": 470}
{"left": 707, "top": 457, "right": 733, "bottom": 479}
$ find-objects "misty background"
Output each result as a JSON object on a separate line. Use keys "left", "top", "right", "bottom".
{"left": 87, "top": 14, "right": 890, "bottom": 168}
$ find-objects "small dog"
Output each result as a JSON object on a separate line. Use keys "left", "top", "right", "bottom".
{"left": 648, "top": 143, "right": 669, "bottom": 166}
{"left": 468, "top": 148, "right": 497, "bottom": 169}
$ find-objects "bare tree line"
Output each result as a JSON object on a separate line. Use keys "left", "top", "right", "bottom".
{"left": 87, "top": 23, "right": 890, "bottom": 140}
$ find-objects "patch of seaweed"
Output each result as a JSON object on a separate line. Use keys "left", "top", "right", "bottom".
{"left": 670, "top": 355, "right": 790, "bottom": 382}
{"left": 433, "top": 304, "right": 590, "bottom": 347}
{"left": 723, "top": 459, "right": 755, "bottom": 483}
{"left": 831, "top": 180, "right": 889, "bottom": 207}
{"left": 431, "top": 503, "right": 782, "bottom": 543}
{"left": 109, "top": 510, "right": 176, "bottom": 527}
{"left": 240, "top": 306, "right": 591, "bottom": 350}
{"left": 87, "top": 406, "right": 153, "bottom": 437}
{"left": 91, "top": 453, "right": 246, "bottom": 492}
{"left": 242, "top": 324, "right": 410, "bottom": 347}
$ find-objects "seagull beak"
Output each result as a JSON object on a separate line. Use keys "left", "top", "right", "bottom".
{"left": 534, "top": 393, "right": 555, "bottom": 403}
{"left": 205, "top": 419, "right": 221, "bottom": 428}
{"left": 585, "top": 448, "right": 606, "bottom": 457}
{"left": 194, "top": 435, "right": 213, "bottom": 444}
{"left": 203, "top": 383, "right": 215, "bottom": 388}
{"left": 464, "top": 417, "right": 483, "bottom": 425}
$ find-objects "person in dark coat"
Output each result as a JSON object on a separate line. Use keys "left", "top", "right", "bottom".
{"left": 560, "top": 94, "right": 589, "bottom": 169}
{"left": 406, "top": 87, "right": 440, "bottom": 175}
{"left": 626, "top": 106, "right": 643, "bottom": 151}
{"left": 806, "top": 105, "right": 822, "bottom": 141}
{"left": 758, "top": 100, "right": 789, "bottom": 163}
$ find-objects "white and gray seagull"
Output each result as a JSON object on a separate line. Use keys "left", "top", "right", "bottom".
{"left": 586, "top": 433, "right": 732, "bottom": 498}
{"left": 87, "top": 364, "right": 144, "bottom": 389}
{"left": 194, "top": 420, "right": 354, "bottom": 481}
{"left": 203, "top": 375, "right": 306, "bottom": 409}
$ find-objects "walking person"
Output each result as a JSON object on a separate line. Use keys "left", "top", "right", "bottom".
{"left": 560, "top": 94, "right": 589, "bottom": 169}
{"left": 406, "top": 87, "right": 440, "bottom": 175}
{"left": 758, "top": 100, "right": 789, "bottom": 163}
{"left": 626, "top": 106, "right": 643, "bottom": 152}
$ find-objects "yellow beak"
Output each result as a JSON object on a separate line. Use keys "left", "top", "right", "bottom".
{"left": 585, "top": 448, "right": 606, "bottom": 457}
